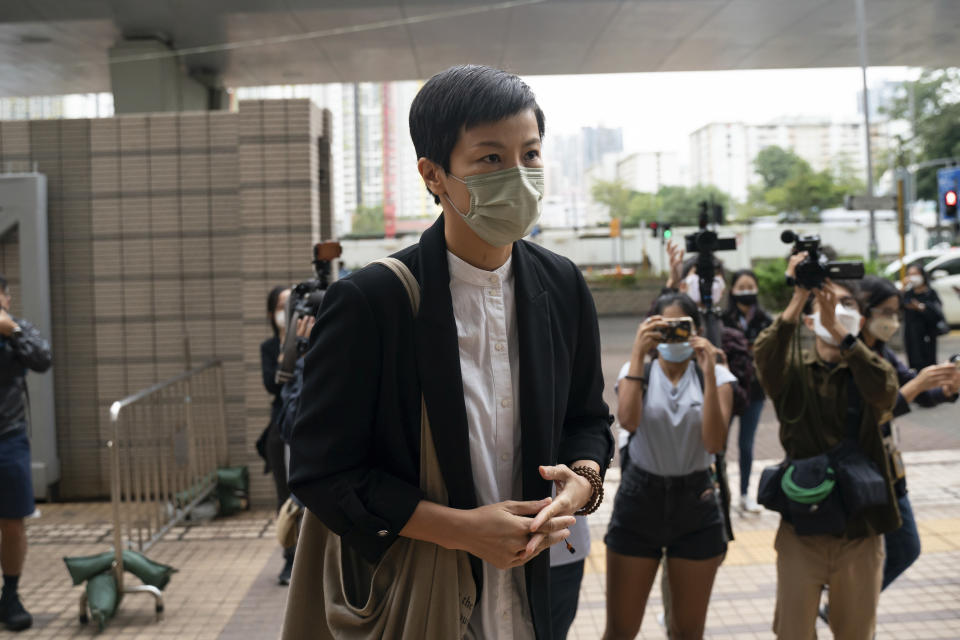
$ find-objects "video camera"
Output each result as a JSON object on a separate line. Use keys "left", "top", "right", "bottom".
{"left": 780, "top": 230, "right": 864, "bottom": 289}
{"left": 685, "top": 201, "right": 736, "bottom": 310}
{"left": 276, "top": 241, "right": 342, "bottom": 384}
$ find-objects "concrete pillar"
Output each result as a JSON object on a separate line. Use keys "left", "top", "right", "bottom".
{"left": 108, "top": 38, "right": 225, "bottom": 114}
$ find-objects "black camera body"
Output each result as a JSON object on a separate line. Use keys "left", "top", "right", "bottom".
{"left": 685, "top": 206, "right": 737, "bottom": 314}
{"left": 276, "top": 241, "right": 342, "bottom": 384}
{"left": 660, "top": 317, "right": 694, "bottom": 343}
{"left": 781, "top": 230, "right": 864, "bottom": 289}
{"left": 685, "top": 229, "right": 737, "bottom": 255}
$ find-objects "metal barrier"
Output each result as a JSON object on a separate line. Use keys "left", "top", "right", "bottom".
{"left": 79, "top": 359, "right": 229, "bottom": 623}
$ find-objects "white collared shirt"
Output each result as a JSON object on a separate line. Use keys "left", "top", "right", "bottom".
{"left": 447, "top": 250, "right": 535, "bottom": 640}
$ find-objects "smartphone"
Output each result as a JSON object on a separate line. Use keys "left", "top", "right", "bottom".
{"left": 660, "top": 317, "right": 694, "bottom": 343}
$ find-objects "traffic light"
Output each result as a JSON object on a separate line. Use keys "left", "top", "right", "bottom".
{"left": 648, "top": 221, "right": 659, "bottom": 238}
{"left": 946, "top": 189, "right": 958, "bottom": 220}
{"left": 662, "top": 223, "right": 673, "bottom": 240}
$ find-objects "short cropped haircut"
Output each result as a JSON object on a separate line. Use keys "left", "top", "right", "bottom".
{"left": 857, "top": 275, "right": 901, "bottom": 315}
{"left": 650, "top": 292, "right": 702, "bottom": 331}
{"left": 409, "top": 65, "right": 545, "bottom": 204}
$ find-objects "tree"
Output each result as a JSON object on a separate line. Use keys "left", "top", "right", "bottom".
{"left": 754, "top": 146, "right": 807, "bottom": 190}
{"left": 881, "top": 69, "right": 960, "bottom": 200}
{"left": 745, "top": 145, "right": 864, "bottom": 221}
{"left": 590, "top": 180, "right": 660, "bottom": 227}
{"left": 351, "top": 205, "right": 385, "bottom": 234}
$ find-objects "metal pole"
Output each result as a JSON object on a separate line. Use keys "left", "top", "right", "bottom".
{"left": 855, "top": 0, "right": 878, "bottom": 260}
{"left": 897, "top": 177, "right": 906, "bottom": 282}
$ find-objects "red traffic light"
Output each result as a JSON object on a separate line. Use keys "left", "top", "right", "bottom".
{"left": 946, "top": 190, "right": 958, "bottom": 207}
{"left": 647, "top": 221, "right": 659, "bottom": 230}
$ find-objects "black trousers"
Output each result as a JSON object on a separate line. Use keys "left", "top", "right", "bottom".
{"left": 550, "top": 560, "right": 585, "bottom": 640}
{"left": 265, "top": 422, "right": 290, "bottom": 512}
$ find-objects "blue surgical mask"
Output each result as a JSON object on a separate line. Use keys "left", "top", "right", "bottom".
{"left": 657, "top": 342, "right": 694, "bottom": 363}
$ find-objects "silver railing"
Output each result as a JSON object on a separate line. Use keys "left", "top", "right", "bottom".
{"left": 80, "top": 360, "right": 228, "bottom": 623}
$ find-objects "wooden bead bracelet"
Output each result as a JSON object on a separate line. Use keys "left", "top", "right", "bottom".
{"left": 572, "top": 466, "right": 604, "bottom": 516}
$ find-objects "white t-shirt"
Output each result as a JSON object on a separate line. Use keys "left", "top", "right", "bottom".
{"left": 617, "top": 359, "right": 736, "bottom": 476}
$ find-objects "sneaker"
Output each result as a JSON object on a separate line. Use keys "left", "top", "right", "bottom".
{"left": 277, "top": 554, "right": 294, "bottom": 586}
{"left": 740, "top": 494, "right": 762, "bottom": 514}
{"left": 0, "top": 592, "right": 33, "bottom": 632}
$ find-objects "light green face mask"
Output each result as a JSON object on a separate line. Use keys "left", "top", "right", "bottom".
{"left": 445, "top": 166, "right": 544, "bottom": 247}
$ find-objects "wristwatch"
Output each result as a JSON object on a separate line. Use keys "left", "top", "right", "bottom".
{"left": 839, "top": 333, "right": 857, "bottom": 352}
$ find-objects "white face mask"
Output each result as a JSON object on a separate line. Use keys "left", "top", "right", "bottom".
{"left": 684, "top": 273, "right": 725, "bottom": 307}
{"left": 868, "top": 315, "right": 900, "bottom": 343}
{"left": 811, "top": 304, "right": 862, "bottom": 346}
{"left": 906, "top": 274, "right": 924, "bottom": 289}
{"left": 274, "top": 310, "right": 286, "bottom": 332}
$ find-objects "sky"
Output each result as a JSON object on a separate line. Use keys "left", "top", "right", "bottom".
{"left": 524, "top": 66, "right": 919, "bottom": 156}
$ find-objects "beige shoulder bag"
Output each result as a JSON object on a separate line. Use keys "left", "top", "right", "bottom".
{"left": 281, "top": 257, "right": 476, "bottom": 640}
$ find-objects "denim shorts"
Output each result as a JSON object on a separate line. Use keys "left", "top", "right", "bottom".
{"left": 605, "top": 465, "right": 727, "bottom": 561}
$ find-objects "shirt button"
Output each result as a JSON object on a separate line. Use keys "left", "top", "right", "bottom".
{"left": 489, "top": 275, "right": 498, "bottom": 284}
{"left": 500, "top": 453, "right": 509, "bottom": 462}
{"left": 501, "top": 398, "right": 511, "bottom": 408}
{"left": 495, "top": 343, "right": 505, "bottom": 352}
{"left": 377, "top": 529, "right": 389, "bottom": 537}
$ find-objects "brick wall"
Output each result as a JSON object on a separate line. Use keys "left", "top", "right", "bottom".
{"left": 0, "top": 100, "right": 331, "bottom": 504}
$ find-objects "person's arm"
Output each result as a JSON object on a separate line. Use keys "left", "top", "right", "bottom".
{"left": 260, "top": 340, "right": 283, "bottom": 397}
{"left": 663, "top": 239, "right": 684, "bottom": 289}
{"left": 1, "top": 316, "right": 52, "bottom": 373}
{"left": 556, "top": 265, "right": 616, "bottom": 474}
{"left": 617, "top": 316, "right": 666, "bottom": 432}
{"left": 900, "top": 362, "right": 960, "bottom": 408}
{"left": 692, "top": 337, "right": 733, "bottom": 453}
{"left": 288, "top": 278, "right": 425, "bottom": 563}
{"left": 753, "top": 253, "right": 808, "bottom": 400}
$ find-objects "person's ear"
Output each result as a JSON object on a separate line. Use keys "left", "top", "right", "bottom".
{"left": 418, "top": 158, "right": 447, "bottom": 202}
{"left": 678, "top": 280, "right": 688, "bottom": 293}
{"left": 858, "top": 314, "right": 866, "bottom": 332}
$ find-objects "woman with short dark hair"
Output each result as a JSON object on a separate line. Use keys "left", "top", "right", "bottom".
{"left": 902, "top": 263, "right": 946, "bottom": 370}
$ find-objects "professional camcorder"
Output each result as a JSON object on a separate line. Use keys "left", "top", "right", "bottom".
{"left": 276, "top": 241, "right": 342, "bottom": 384}
{"left": 780, "top": 230, "right": 864, "bottom": 289}
{"left": 685, "top": 201, "right": 736, "bottom": 311}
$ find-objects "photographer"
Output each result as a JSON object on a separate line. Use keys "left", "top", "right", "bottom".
{"left": 853, "top": 276, "right": 958, "bottom": 596}
{"left": 0, "top": 275, "right": 52, "bottom": 632}
{"left": 754, "top": 253, "right": 899, "bottom": 640}
{"left": 722, "top": 270, "right": 773, "bottom": 514}
{"left": 604, "top": 292, "right": 734, "bottom": 640}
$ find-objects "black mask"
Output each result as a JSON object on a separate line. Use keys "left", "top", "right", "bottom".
{"left": 734, "top": 293, "right": 758, "bottom": 307}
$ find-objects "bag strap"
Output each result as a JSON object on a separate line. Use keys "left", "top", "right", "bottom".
{"left": 371, "top": 257, "right": 420, "bottom": 315}
{"left": 369, "top": 258, "right": 451, "bottom": 503}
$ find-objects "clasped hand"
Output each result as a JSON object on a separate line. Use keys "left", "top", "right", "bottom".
{"left": 461, "top": 464, "right": 592, "bottom": 570}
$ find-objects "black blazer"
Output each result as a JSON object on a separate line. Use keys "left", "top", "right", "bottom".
{"left": 289, "top": 215, "right": 614, "bottom": 639}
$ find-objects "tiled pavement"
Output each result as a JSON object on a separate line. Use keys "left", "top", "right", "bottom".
{"left": 12, "top": 325, "right": 960, "bottom": 638}
{"left": 12, "top": 446, "right": 960, "bottom": 639}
